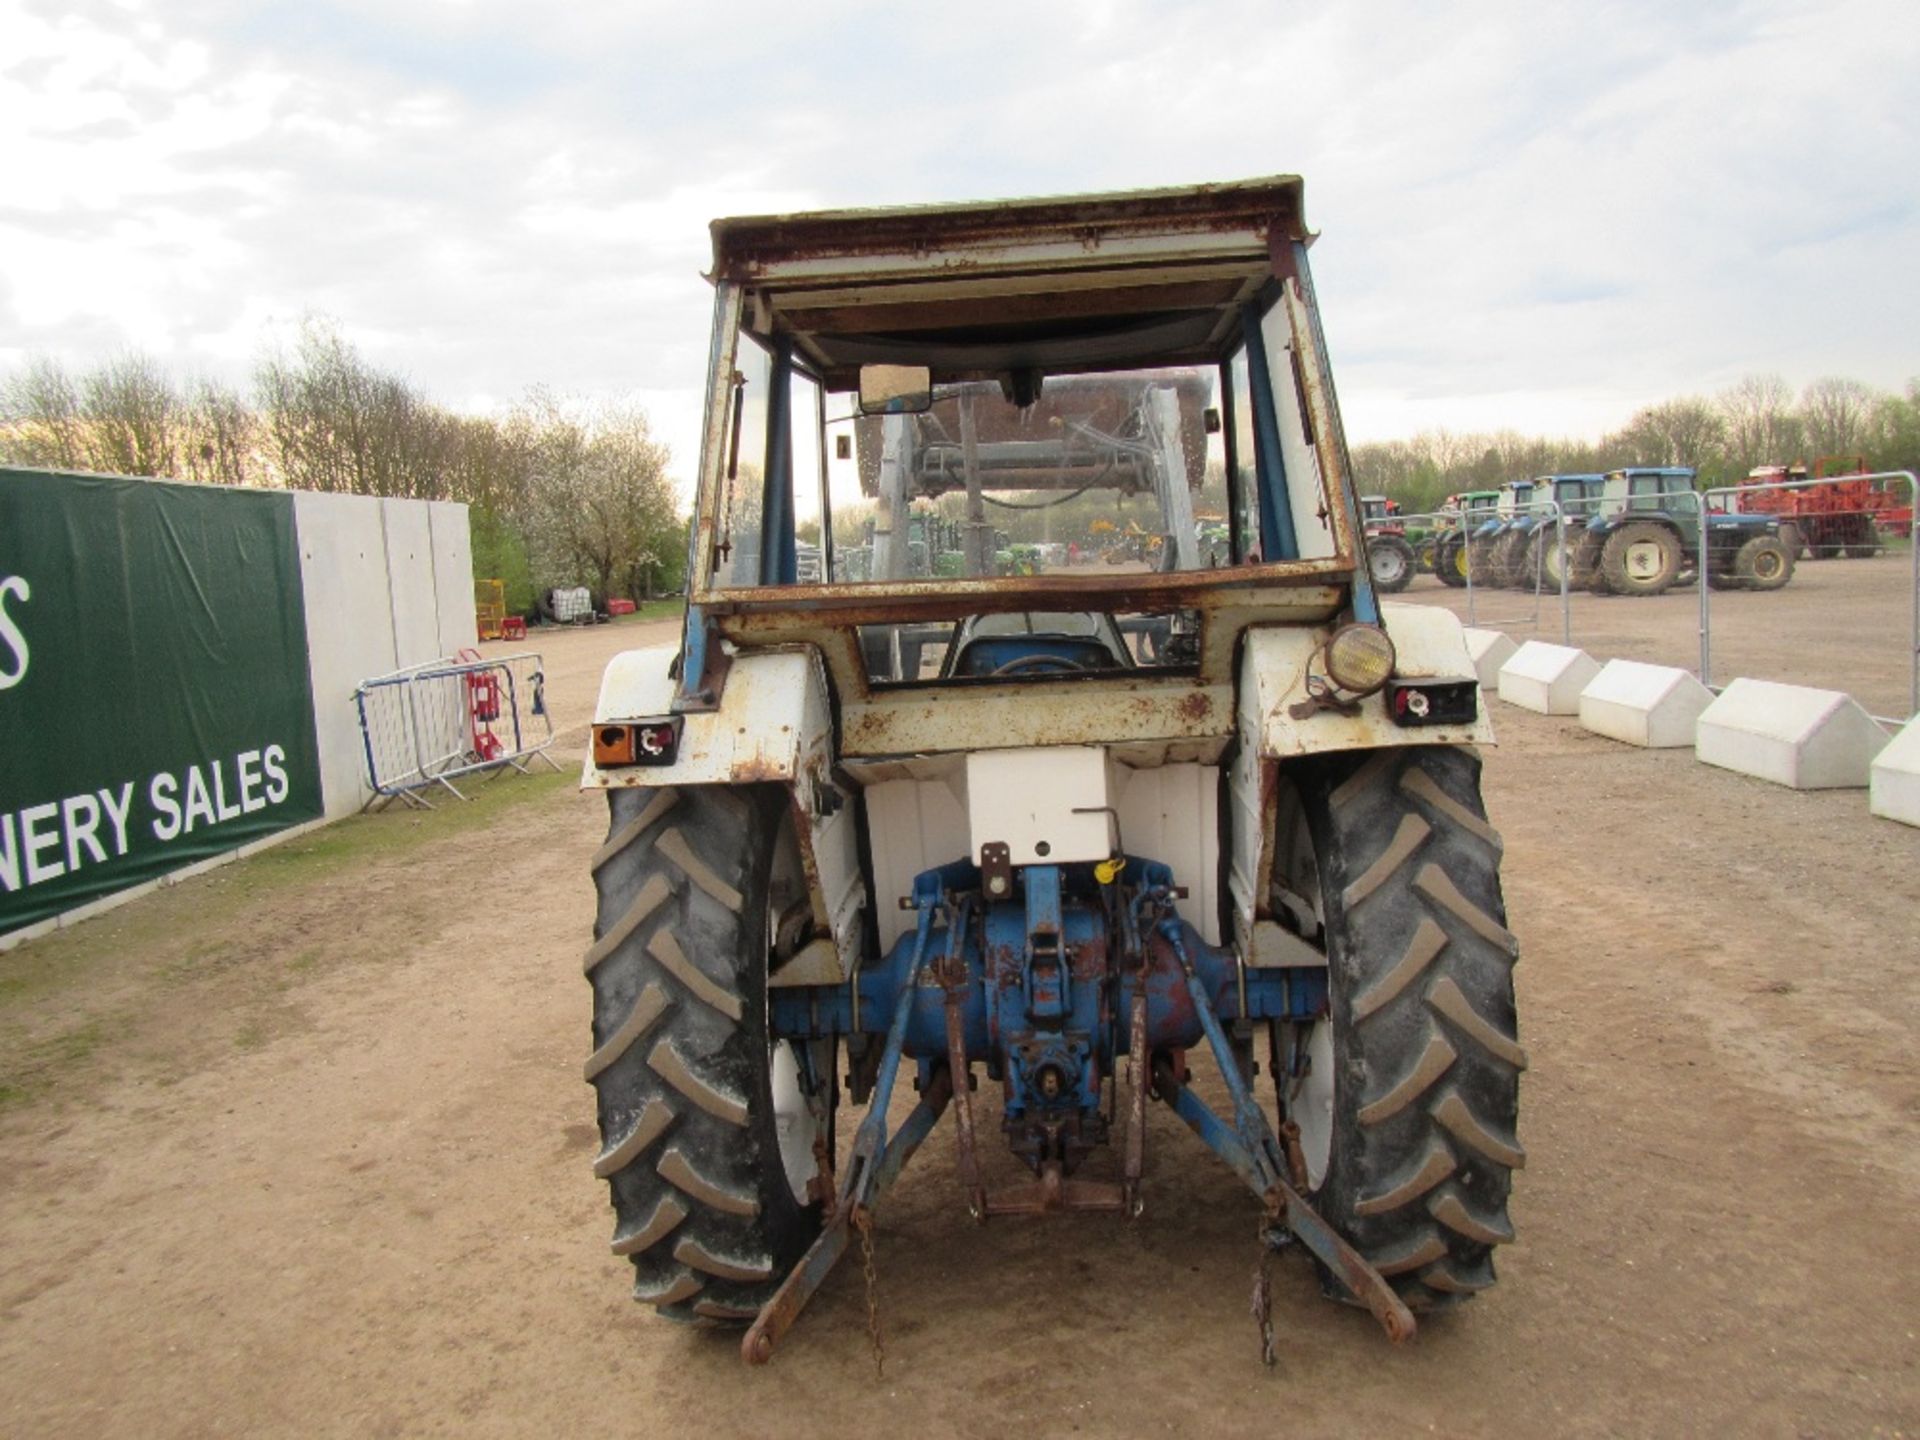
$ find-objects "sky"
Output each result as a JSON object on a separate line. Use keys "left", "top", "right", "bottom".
{"left": 3, "top": 0, "right": 1917, "bottom": 495}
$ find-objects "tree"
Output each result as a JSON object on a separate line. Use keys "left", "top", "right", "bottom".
{"left": 1, "top": 356, "right": 91, "bottom": 470}
{"left": 79, "top": 353, "right": 181, "bottom": 477}
{"left": 1718, "top": 373, "right": 1799, "bottom": 473}
{"left": 517, "top": 394, "right": 678, "bottom": 602}
{"left": 181, "top": 379, "right": 254, "bottom": 487}
{"left": 1799, "top": 376, "right": 1874, "bottom": 460}
{"left": 1608, "top": 397, "right": 1726, "bottom": 473}
{"left": 256, "top": 317, "right": 450, "bottom": 498}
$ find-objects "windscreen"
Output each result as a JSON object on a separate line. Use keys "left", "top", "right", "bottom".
{"left": 715, "top": 355, "right": 1233, "bottom": 589}
{"left": 833, "top": 369, "right": 1228, "bottom": 582}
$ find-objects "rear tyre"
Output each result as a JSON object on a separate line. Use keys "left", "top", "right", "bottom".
{"left": 1599, "top": 522, "right": 1683, "bottom": 596}
{"left": 1735, "top": 535, "right": 1794, "bottom": 591}
{"left": 1493, "top": 532, "right": 1531, "bottom": 589}
{"left": 1272, "top": 747, "right": 1524, "bottom": 1310}
{"left": 1435, "top": 534, "right": 1468, "bottom": 588}
{"left": 585, "top": 784, "right": 826, "bottom": 1324}
{"left": 1368, "top": 535, "right": 1416, "bottom": 594}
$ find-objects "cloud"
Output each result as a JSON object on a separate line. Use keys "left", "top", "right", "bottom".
{"left": 2, "top": 0, "right": 1916, "bottom": 481}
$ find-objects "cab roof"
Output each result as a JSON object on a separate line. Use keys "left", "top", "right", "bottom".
{"left": 709, "top": 177, "right": 1313, "bottom": 389}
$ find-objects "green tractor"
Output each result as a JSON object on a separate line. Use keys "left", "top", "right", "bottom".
{"left": 1433, "top": 490, "right": 1500, "bottom": 587}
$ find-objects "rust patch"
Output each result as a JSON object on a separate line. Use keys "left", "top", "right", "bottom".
{"left": 1176, "top": 690, "right": 1213, "bottom": 723}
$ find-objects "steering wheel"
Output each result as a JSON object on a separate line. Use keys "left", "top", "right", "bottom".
{"left": 987, "top": 652, "right": 1091, "bottom": 677}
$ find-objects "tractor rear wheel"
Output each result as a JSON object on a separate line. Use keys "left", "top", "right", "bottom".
{"left": 1368, "top": 535, "right": 1416, "bottom": 594}
{"left": 1271, "top": 747, "right": 1523, "bottom": 1309}
{"left": 1435, "top": 534, "right": 1468, "bottom": 588}
{"left": 1735, "top": 534, "right": 1794, "bottom": 591}
{"left": 1497, "top": 537, "right": 1528, "bottom": 591}
{"left": 584, "top": 784, "right": 827, "bottom": 1323}
{"left": 1599, "top": 522, "right": 1683, "bottom": 596}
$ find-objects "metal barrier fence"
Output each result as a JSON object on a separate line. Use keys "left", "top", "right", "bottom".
{"left": 1704, "top": 470, "right": 1918, "bottom": 724}
{"left": 1382, "top": 477, "right": 1916, "bottom": 725}
{"left": 354, "top": 650, "right": 561, "bottom": 809}
{"left": 1379, "top": 505, "right": 1574, "bottom": 645}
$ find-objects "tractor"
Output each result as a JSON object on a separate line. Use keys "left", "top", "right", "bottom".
{"left": 1433, "top": 490, "right": 1499, "bottom": 587}
{"left": 1572, "top": 467, "right": 1793, "bottom": 595}
{"left": 580, "top": 178, "right": 1523, "bottom": 1365}
{"left": 1518, "top": 474, "right": 1606, "bottom": 591}
{"left": 1472, "top": 481, "right": 1539, "bottom": 589}
{"left": 1359, "top": 494, "right": 1416, "bottom": 594}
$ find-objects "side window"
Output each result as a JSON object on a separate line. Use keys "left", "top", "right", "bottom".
{"left": 790, "top": 368, "right": 825, "bottom": 583}
{"left": 1226, "top": 345, "right": 1259, "bottom": 561}
{"left": 719, "top": 336, "right": 773, "bottom": 586}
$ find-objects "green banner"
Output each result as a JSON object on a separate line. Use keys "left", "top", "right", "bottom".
{"left": 1, "top": 468, "right": 324, "bottom": 935}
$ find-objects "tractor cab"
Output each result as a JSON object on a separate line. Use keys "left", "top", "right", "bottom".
{"left": 1540, "top": 473, "right": 1604, "bottom": 521}
{"left": 1476, "top": 479, "right": 1533, "bottom": 540}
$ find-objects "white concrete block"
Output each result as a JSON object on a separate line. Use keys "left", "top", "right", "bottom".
{"left": 1463, "top": 628, "right": 1518, "bottom": 689}
{"left": 1497, "top": 641, "right": 1602, "bottom": 715}
{"left": 1695, "top": 678, "right": 1890, "bottom": 789}
{"left": 1578, "top": 659, "right": 1714, "bottom": 748}
{"left": 1869, "top": 714, "right": 1920, "bottom": 826}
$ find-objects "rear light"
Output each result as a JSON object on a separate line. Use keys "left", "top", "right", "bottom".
{"left": 1386, "top": 680, "right": 1477, "bottom": 727}
{"left": 593, "top": 718, "right": 682, "bottom": 767}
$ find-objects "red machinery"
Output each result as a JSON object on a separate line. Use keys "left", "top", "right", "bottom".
{"left": 1731, "top": 456, "right": 1912, "bottom": 557}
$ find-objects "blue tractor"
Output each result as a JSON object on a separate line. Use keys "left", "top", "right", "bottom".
{"left": 1572, "top": 468, "right": 1794, "bottom": 595}
{"left": 580, "top": 179, "right": 1524, "bottom": 1366}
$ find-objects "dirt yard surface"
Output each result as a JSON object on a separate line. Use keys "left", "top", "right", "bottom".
{"left": 3, "top": 594, "right": 1918, "bottom": 1439}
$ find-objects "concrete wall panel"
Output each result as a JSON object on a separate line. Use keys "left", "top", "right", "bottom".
{"left": 380, "top": 498, "right": 441, "bottom": 668}
{"left": 429, "top": 502, "right": 477, "bottom": 657}
{"left": 294, "top": 492, "right": 397, "bottom": 817}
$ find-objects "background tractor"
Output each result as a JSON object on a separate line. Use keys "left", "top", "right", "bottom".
{"left": 1573, "top": 467, "right": 1793, "bottom": 595}
{"left": 1518, "top": 474, "right": 1606, "bottom": 591}
{"left": 580, "top": 178, "right": 1523, "bottom": 1365}
{"left": 1433, "top": 490, "right": 1499, "bottom": 587}
{"left": 1359, "top": 494, "right": 1416, "bottom": 593}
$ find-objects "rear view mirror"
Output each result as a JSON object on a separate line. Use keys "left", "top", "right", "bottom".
{"left": 858, "top": 364, "right": 933, "bottom": 416}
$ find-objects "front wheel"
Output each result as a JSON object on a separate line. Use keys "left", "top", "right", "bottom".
{"left": 1368, "top": 535, "right": 1416, "bottom": 594}
{"left": 1736, "top": 535, "right": 1794, "bottom": 591}
{"left": 584, "top": 784, "right": 828, "bottom": 1323}
{"left": 1270, "top": 748, "right": 1524, "bottom": 1308}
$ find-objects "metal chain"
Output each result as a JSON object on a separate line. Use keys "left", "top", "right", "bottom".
{"left": 853, "top": 1207, "right": 885, "bottom": 1379}
{"left": 1251, "top": 1212, "right": 1277, "bottom": 1368}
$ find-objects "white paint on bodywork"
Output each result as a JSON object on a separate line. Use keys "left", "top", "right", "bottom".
{"left": 863, "top": 754, "right": 1224, "bottom": 950}
{"left": 1112, "top": 761, "right": 1220, "bottom": 944}
{"left": 584, "top": 643, "right": 867, "bottom": 989}
{"left": 862, "top": 759, "right": 970, "bottom": 952}
{"left": 967, "top": 747, "right": 1110, "bottom": 867}
{"left": 1228, "top": 601, "right": 1492, "bottom": 957}
{"left": 1267, "top": 292, "right": 1336, "bottom": 560}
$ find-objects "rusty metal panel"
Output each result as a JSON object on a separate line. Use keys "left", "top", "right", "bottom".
{"left": 840, "top": 678, "right": 1234, "bottom": 759}
{"left": 710, "top": 177, "right": 1310, "bottom": 285}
